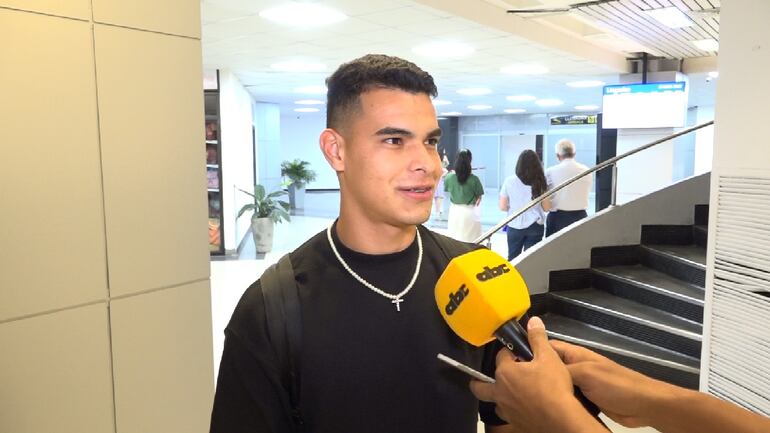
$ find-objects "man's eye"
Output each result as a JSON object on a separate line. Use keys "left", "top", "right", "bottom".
{"left": 385, "top": 137, "right": 403, "bottom": 145}
{"left": 427, "top": 138, "right": 440, "bottom": 146}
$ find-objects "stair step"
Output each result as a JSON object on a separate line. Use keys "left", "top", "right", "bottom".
{"left": 551, "top": 288, "right": 702, "bottom": 338}
{"left": 594, "top": 265, "right": 705, "bottom": 304}
{"left": 543, "top": 313, "right": 700, "bottom": 389}
{"left": 693, "top": 225, "right": 708, "bottom": 248}
{"left": 643, "top": 244, "right": 707, "bottom": 269}
{"left": 640, "top": 244, "right": 706, "bottom": 287}
{"left": 543, "top": 314, "right": 700, "bottom": 371}
{"left": 550, "top": 288, "right": 702, "bottom": 358}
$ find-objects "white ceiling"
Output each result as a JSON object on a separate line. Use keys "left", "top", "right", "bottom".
{"left": 201, "top": 0, "right": 719, "bottom": 117}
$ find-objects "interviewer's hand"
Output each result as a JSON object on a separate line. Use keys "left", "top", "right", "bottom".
{"left": 470, "top": 317, "right": 605, "bottom": 433}
{"left": 551, "top": 339, "right": 674, "bottom": 428}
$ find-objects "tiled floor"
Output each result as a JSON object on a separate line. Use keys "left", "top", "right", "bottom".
{"left": 209, "top": 191, "right": 654, "bottom": 433}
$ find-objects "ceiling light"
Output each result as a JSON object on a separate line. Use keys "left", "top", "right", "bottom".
{"left": 566, "top": 80, "right": 606, "bottom": 88}
{"left": 467, "top": 104, "right": 492, "bottom": 110}
{"left": 294, "top": 107, "right": 320, "bottom": 113}
{"left": 500, "top": 64, "right": 549, "bottom": 75}
{"left": 271, "top": 61, "right": 327, "bottom": 73}
{"left": 259, "top": 3, "right": 347, "bottom": 28}
{"left": 504, "top": 108, "right": 526, "bottom": 114}
{"left": 692, "top": 39, "right": 719, "bottom": 51}
{"left": 708, "top": 71, "right": 719, "bottom": 78}
{"left": 441, "top": 111, "right": 463, "bottom": 116}
{"left": 294, "top": 85, "right": 327, "bottom": 95}
{"left": 413, "top": 41, "right": 475, "bottom": 58}
{"left": 295, "top": 99, "right": 325, "bottom": 105}
{"left": 457, "top": 87, "right": 492, "bottom": 96}
{"left": 574, "top": 105, "right": 599, "bottom": 111}
{"left": 506, "top": 95, "right": 536, "bottom": 102}
{"left": 535, "top": 98, "right": 563, "bottom": 107}
{"left": 433, "top": 99, "right": 452, "bottom": 106}
{"left": 645, "top": 7, "right": 693, "bottom": 28}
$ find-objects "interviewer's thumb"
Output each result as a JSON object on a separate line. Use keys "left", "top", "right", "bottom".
{"left": 527, "top": 316, "right": 551, "bottom": 359}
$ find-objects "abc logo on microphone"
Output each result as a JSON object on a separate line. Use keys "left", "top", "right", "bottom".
{"left": 435, "top": 248, "right": 530, "bottom": 347}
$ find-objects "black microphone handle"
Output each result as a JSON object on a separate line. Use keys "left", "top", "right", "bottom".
{"left": 493, "top": 320, "right": 605, "bottom": 424}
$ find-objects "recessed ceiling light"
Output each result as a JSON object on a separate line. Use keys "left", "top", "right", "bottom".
{"left": 294, "top": 85, "right": 327, "bottom": 95}
{"left": 574, "top": 105, "right": 599, "bottom": 111}
{"left": 294, "top": 107, "right": 320, "bottom": 113}
{"left": 457, "top": 87, "right": 492, "bottom": 96}
{"left": 506, "top": 95, "right": 537, "bottom": 102}
{"left": 259, "top": 3, "right": 347, "bottom": 27}
{"left": 437, "top": 117, "right": 448, "bottom": 120}
{"left": 467, "top": 104, "right": 493, "bottom": 110}
{"left": 500, "top": 64, "right": 549, "bottom": 75}
{"left": 433, "top": 99, "right": 453, "bottom": 106}
{"left": 566, "top": 80, "right": 606, "bottom": 88}
{"left": 535, "top": 98, "right": 563, "bottom": 107}
{"left": 295, "top": 99, "right": 325, "bottom": 105}
{"left": 441, "top": 111, "right": 463, "bottom": 116}
{"left": 645, "top": 7, "right": 693, "bottom": 28}
{"left": 692, "top": 39, "right": 719, "bottom": 51}
{"left": 271, "top": 61, "right": 327, "bottom": 73}
{"left": 708, "top": 71, "right": 719, "bottom": 78}
{"left": 504, "top": 108, "right": 526, "bottom": 114}
{"left": 413, "top": 41, "right": 475, "bottom": 58}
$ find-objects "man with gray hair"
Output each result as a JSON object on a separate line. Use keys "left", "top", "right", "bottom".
{"left": 544, "top": 139, "right": 592, "bottom": 237}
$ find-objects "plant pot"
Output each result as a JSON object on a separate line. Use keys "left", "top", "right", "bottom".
{"left": 288, "top": 184, "right": 306, "bottom": 210}
{"left": 251, "top": 216, "right": 274, "bottom": 253}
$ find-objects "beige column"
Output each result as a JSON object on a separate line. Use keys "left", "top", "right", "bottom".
{"left": 0, "top": 1, "right": 213, "bottom": 432}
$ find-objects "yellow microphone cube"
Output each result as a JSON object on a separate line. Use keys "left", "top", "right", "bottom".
{"left": 435, "top": 248, "right": 530, "bottom": 346}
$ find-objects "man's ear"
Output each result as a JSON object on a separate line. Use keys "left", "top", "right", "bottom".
{"left": 320, "top": 128, "right": 345, "bottom": 172}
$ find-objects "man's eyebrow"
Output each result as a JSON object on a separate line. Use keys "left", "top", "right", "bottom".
{"left": 374, "top": 127, "right": 414, "bottom": 137}
{"left": 427, "top": 128, "right": 442, "bottom": 138}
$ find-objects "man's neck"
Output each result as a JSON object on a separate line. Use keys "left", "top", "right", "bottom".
{"left": 335, "top": 216, "right": 417, "bottom": 254}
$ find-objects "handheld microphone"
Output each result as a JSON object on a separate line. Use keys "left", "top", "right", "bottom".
{"left": 435, "top": 248, "right": 533, "bottom": 360}
{"left": 435, "top": 247, "right": 603, "bottom": 420}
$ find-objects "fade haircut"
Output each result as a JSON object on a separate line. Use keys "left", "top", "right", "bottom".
{"left": 325, "top": 54, "right": 438, "bottom": 130}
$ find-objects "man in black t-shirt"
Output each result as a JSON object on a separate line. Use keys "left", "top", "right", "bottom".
{"left": 210, "top": 55, "right": 514, "bottom": 433}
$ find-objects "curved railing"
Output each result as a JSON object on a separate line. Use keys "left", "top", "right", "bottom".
{"left": 474, "top": 120, "right": 715, "bottom": 245}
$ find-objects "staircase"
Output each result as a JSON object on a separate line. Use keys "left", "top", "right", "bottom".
{"left": 541, "top": 204, "right": 709, "bottom": 389}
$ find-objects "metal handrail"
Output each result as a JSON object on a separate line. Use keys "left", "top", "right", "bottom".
{"left": 474, "top": 120, "right": 715, "bottom": 245}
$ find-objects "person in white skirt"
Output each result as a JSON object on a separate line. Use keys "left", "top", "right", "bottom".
{"left": 443, "top": 149, "right": 484, "bottom": 242}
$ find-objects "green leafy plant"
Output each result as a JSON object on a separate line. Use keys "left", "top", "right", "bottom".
{"left": 236, "top": 184, "right": 291, "bottom": 224}
{"left": 280, "top": 159, "right": 317, "bottom": 189}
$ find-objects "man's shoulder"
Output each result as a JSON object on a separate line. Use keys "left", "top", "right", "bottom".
{"left": 421, "top": 226, "right": 481, "bottom": 258}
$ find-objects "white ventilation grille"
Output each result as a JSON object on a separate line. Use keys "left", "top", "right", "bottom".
{"left": 707, "top": 176, "right": 770, "bottom": 415}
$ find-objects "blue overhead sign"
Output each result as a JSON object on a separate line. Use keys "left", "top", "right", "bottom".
{"left": 603, "top": 81, "right": 687, "bottom": 95}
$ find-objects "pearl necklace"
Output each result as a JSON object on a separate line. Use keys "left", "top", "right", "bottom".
{"left": 326, "top": 224, "right": 423, "bottom": 312}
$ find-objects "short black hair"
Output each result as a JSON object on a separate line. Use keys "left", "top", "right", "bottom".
{"left": 325, "top": 54, "right": 438, "bottom": 129}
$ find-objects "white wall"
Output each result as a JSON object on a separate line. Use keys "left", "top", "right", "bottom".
{"left": 253, "top": 102, "right": 282, "bottom": 193}
{"left": 0, "top": 3, "right": 213, "bottom": 432}
{"left": 694, "top": 105, "right": 715, "bottom": 175}
{"left": 700, "top": 0, "right": 770, "bottom": 415}
{"left": 280, "top": 113, "right": 338, "bottom": 189}
{"left": 218, "top": 70, "right": 255, "bottom": 251}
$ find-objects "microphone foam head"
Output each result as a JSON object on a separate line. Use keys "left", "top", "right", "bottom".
{"left": 435, "top": 248, "right": 530, "bottom": 346}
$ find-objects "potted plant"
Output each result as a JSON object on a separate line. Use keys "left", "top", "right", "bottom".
{"left": 281, "top": 159, "right": 317, "bottom": 210}
{"left": 237, "top": 184, "right": 290, "bottom": 253}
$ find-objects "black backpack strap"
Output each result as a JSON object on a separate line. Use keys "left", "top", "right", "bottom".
{"left": 260, "top": 254, "right": 304, "bottom": 431}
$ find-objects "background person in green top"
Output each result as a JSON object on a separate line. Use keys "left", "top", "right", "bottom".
{"left": 444, "top": 149, "right": 484, "bottom": 242}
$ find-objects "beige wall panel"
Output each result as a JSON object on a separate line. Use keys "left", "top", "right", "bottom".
{"left": 92, "top": 0, "right": 200, "bottom": 38}
{"left": 0, "top": 0, "right": 90, "bottom": 20}
{"left": 0, "top": 9, "right": 108, "bottom": 320}
{"left": 111, "top": 282, "right": 214, "bottom": 433}
{"left": 0, "top": 304, "right": 114, "bottom": 433}
{"left": 94, "top": 25, "right": 209, "bottom": 296}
